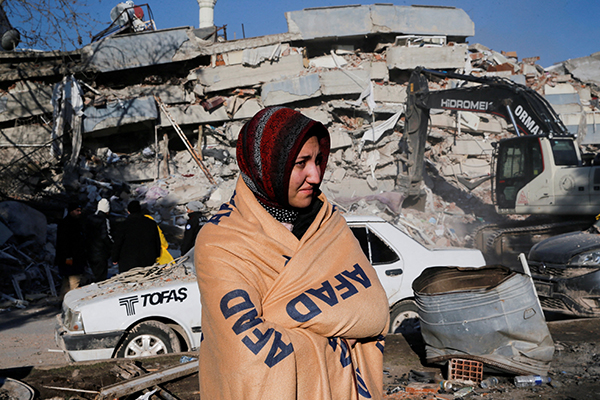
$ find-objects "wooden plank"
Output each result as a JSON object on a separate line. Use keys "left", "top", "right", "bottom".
{"left": 95, "top": 361, "right": 198, "bottom": 400}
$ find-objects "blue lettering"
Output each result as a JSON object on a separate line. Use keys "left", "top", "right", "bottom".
{"left": 209, "top": 202, "right": 235, "bottom": 226}
{"left": 265, "top": 331, "right": 294, "bottom": 367}
{"left": 286, "top": 293, "right": 322, "bottom": 322}
{"left": 339, "top": 339, "right": 352, "bottom": 367}
{"left": 355, "top": 368, "right": 372, "bottom": 398}
{"left": 283, "top": 255, "right": 291, "bottom": 266}
{"left": 307, "top": 281, "right": 339, "bottom": 306}
{"left": 376, "top": 335, "right": 385, "bottom": 353}
{"left": 209, "top": 211, "right": 231, "bottom": 226}
{"left": 242, "top": 327, "right": 274, "bottom": 355}
{"left": 232, "top": 309, "right": 262, "bottom": 334}
{"left": 220, "top": 289, "right": 254, "bottom": 319}
{"left": 342, "top": 263, "right": 372, "bottom": 289}
{"left": 327, "top": 338, "right": 351, "bottom": 367}
{"left": 328, "top": 337, "right": 338, "bottom": 351}
{"left": 334, "top": 274, "right": 358, "bottom": 300}
{"left": 229, "top": 191, "right": 237, "bottom": 207}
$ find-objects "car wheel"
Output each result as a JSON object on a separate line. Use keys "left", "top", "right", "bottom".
{"left": 389, "top": 299, "right": 420, "bottom": 334}
{"left": 115, "top": 321, "right": 181, "bottom": 358}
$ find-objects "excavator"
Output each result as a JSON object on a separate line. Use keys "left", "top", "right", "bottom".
{"left": 402, "top": 67, "right": 600, "bottom": 267}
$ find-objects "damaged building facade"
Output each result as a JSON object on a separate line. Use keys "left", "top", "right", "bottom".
{"left": 1, "top": 3, "right": 600, "bottom": 303}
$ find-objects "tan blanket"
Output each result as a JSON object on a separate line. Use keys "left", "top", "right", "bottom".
{"left": 195, "top": 178, "right": 389, "bottom": 400}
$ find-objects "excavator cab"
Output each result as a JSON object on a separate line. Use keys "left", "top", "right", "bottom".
{"left": 494, "top": 136, "right": 544, "bottom": 210}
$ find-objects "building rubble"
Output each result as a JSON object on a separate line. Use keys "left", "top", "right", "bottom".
{"left": 1, "top": 3, "right": 600, "bottom": 305}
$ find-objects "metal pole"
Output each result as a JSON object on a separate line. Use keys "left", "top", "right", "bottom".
{"left": 505, "top": 105, "right": 521, "bottom": 136}
{"left": 154, "top": 96, "right": 216, "bottom": 184}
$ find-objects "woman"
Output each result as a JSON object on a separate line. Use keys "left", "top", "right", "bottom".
{"left": 195, "top": 106, "right": 389, "bottom": 400}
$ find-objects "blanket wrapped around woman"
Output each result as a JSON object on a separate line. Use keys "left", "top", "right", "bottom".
{"left": 195, "top": 177, "right": 389, "bottom": 400}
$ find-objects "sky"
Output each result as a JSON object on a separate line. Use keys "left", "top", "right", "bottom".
{"left": 85, "top": 0, "right": 598, "bottom": 68}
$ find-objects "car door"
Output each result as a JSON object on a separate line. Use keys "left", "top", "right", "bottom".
{"left": 349, "top": 224, "right": 404, "bottom": 302}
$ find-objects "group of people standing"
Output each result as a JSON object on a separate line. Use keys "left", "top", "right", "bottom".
{"left": 54, "top": 198, "right": 207, "bottom": 300}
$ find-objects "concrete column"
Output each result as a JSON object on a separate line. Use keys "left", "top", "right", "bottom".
{"left": 197, "top": 0, "right": 217, "bottom": 28}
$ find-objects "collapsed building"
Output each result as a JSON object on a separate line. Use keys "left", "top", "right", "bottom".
{"left": 1, "top": 3, "right": 600, "bottom": 304}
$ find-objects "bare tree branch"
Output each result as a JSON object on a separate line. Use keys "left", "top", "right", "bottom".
{"left": 2, "top": 0, "right": 103, "bottom": 51}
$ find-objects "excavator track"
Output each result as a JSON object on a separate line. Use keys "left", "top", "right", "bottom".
{"left": 472, "top": 218, "right": 594, "bottom": 270}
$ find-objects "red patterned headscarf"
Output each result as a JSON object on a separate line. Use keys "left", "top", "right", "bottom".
{"left": 237, "top": 107, "right": 330, "bottom": 210}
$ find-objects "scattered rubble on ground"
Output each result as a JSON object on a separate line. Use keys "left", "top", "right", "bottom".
{"left": 1, "top": 3, "right": 600, "bottom": 308}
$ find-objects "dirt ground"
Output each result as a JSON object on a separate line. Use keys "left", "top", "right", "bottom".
{"left": 1, "top": 301, "right": 600, "bottom": 400}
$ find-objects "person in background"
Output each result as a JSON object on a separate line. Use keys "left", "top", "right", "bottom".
{"left": 55, "top": 202, "right": 87, "bottom": 300}
{"left": 86, "top": 198, "right": 113, "bottom": 282}
{"left": 143, "top": 207, "right": 174, "bottom": 265}
{"left": 194, "top": 107, "right": 389, "bottom": 400}
{"left": 180, "top": 200, "right": 208, "bottom": 255}
{"left": 112, "top": 200, "right": 161, "bottom": 273}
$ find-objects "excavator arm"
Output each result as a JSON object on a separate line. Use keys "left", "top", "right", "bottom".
{"left": 402, "top": 67, "right": 570, "bottom": 199}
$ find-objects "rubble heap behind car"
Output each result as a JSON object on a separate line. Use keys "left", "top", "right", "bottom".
{"left": 56, "top": 216, "right": 485, "bottom": 362}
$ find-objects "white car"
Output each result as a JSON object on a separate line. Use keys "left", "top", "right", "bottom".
{"left": 55, "top": 215, "right": 485, "bottom": 362}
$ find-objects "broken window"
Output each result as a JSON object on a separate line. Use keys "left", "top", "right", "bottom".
{"left": 350, "top": 226, "right": 399, "bottom": 265}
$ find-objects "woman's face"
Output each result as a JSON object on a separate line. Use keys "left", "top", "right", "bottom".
{"left": 288, "top": 136, "right": 323, "bottom": 208}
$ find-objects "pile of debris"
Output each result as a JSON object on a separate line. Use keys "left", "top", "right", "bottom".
{"left": 1, "top": 3, "right": 600, "bottom": 305}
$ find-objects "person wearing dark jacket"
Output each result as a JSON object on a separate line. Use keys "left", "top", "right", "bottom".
{"left": 86, "top": 198, "right": 113, "bottom": 282}
{"left": 112, "top": 200, "right": 161, "bottom": 273}
{"left": 55, "top": 202, "right": 87, "bottom": 300}
{"left": 180, "top": 200, "right": 208, "bottom": 255}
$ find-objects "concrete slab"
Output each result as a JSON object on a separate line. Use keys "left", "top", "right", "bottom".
{"left": 309, "top": 53, "right": 347, "bottom": 69}
{"left": 261, "top": 73, "right": 321, "bottom": 106}
{"left": 322, "top": 176, "right": 396, "bottom": 200}
{"left": 109, "top": 85, "right": 194, "bottom": 105}
{"left": 552, "top": 104, "right": 584, "bottom": 115}
{"left": 329, "top": 127, "right": 353, "bottom": 150}
{"left": 564, "top": 52, "right": 600, "bottom": 88}
{"left": 319, "top": 69, "right": 371, "bottom": 96}
{"left": 373, "top": 84, "right": 406, "bottom": 104}
{"left": 360, "top": 61, "right": 389, "bottom": 82}
{"left": 0, "top": 86, "right": 53, "bottom": 123}
{"left": 452, "top": 138, "right": 493, "bottom": 156}
{"left": 83, "top": 96, "right": 158, "bottom": 134}
{"left": 286, "top": 4, "right": 473, "bottom": 40}
{"left": 83, "top": 28, "right": 199, "bottom": 73}
{"left": 387, "top": 44, "right": 468, "bottom": 70}
{"left": 0, "top": 124, "right": 51, "bottom": 146}
{"left": 300, "top": 108, "right": 332, "bottom": 126}
{"left": 441, "top": 158, "right": 490, "bottom": 178}
{"left": 159, "top": 98, "right": 262, "bottom": 127}
{"left": 196, "top": 32, "right": 301, "bottom": 56}
{"left": 545, "top": 82, "right": 578, "bottom": 94}
{"left": 374, "top": 163, "right": 399, "bottom": 180}
{"left": 194, "top": 53, "right": 304, "bottom": 93}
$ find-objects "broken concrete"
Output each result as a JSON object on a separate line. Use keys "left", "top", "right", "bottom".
{"left": 564, "top": 51, "right": 600, "bottom": 88}
{"left": 0, "top": 125, "right": 52, "bottom": 146}
{"left": 84, "top": 96, "right": 158, "bottom": 135}
{"left": 261, "top": 73, "right": 321, "bottom": 106}
{"left": 0, "top": 201, "right": 47, "bottom": 246}
{"left": 285, "top": 4, "right": 474, "bottom": 41}
{"left": 0, "top": 85, "right": 53, "bottom": 122}
{"left": 2, "top": 2, "right": 600, "bottom": 306}
{"left": 387, "top": 44, "right": 468, "bottom": 70}
{"left": 83, "top": 28, "right": 203, "bottom": 73}
{"left": 193, "top": 52, "right": 304, "bottom": 93}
